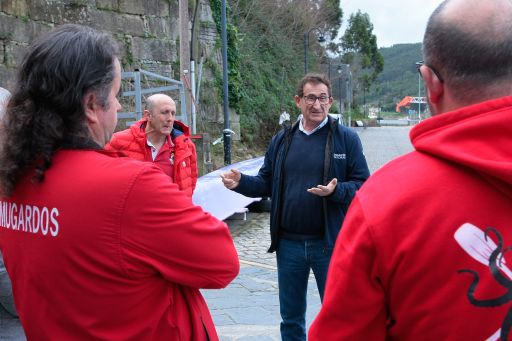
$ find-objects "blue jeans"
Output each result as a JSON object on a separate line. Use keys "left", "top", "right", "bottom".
{"left": 276, "top": 238, "right": 332, "bottom": 341}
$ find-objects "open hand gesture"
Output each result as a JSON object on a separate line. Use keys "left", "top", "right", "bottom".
{"left": 307, "top": 178, "right": 337, "bottom": 197}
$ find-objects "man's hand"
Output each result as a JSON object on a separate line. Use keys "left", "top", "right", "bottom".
{"left": 307, "top": 178, "right": 337, "bottom": 197}
{"left": 220, "top": 169, "right": 242, "bottom": 190}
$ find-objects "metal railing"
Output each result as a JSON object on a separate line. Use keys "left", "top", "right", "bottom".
{"left": 118, "top": 69, "right": 188, "bottom": 127}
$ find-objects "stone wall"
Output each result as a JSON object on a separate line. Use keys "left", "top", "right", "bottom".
{"left": 0, "top": 0, "right": 241, "bottom": 171}
{"left": 0, "top": 1, "right": 236, "bottom": 128}
{"left": 1, "top": 0, "right": 185, "bottom": 87}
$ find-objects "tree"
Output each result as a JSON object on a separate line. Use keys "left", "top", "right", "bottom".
{"left": 340, "top": 10, "right": 384, "bottom": 108}
{"left": 220, "top": 0, "right": 342, "bottom": 145}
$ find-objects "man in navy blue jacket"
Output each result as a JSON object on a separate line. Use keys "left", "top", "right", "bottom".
{"left": 221, "top": 73, "right": 370, "bottom": 341}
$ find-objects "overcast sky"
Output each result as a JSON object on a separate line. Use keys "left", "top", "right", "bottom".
{"left": 340, "top": 0, "right": 445, "bottom": 48}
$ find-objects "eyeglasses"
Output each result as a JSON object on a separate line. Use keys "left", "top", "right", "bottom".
{"left": 303, "top": 94, "right": 330, "bottom": 105}
{"left": 416, "top": 60, "right": 444, "bottom": 83}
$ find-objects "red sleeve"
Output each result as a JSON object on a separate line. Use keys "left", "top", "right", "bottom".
{"left": 188, "top": 140, "right": 198, "bottom": 192}
{"left": 105, "top": 130, "right": 128, "bottom": 153}
{"left": 309, "top": 196, "right": 387, "bottom": 340}
{"left": 104, "top": 135, "right": 118, "bottom": 151}
{"left": 119, "top": 164, "right": 239, "bottom": 289}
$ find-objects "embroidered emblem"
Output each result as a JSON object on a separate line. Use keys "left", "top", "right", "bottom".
{"left": 181, "top": 161, "right": 186, "bottom": 167}
{"left": 333, "top": 153, "right": 346, "bottom": 159}
{"left": 455, "top": 223, "right": 512, "bottom": 340}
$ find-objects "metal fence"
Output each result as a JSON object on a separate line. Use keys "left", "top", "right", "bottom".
{"left": 118, "top": 69, "right": 188, "bottom": 127}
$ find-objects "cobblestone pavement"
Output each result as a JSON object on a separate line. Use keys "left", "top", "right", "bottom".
{"left": 0, "top": 126, "right": 413, "bottom": 340}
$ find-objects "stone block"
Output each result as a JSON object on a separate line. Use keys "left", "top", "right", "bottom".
{"left": 1, "top": 0, "right": 29, "bottom": 18}
{"left": 132, "top": 37, "right": 176, "bottom": 62}
{"left": 63, "top": 0, "right": 96, "bottom": 6}
{"left": 199, "top": 24, "right": 218, "bottom": 58}
{"left": 169, "top": 0, "right": 179, "bottom": 16}
{"left": 116, "top": 34, "right": 134, "bottom": 66}
{"left": 89, "top": 10, "right": 144, "bottom": 37}
{"left": 5, "top": 41, "right": 28, "bottom": 68}
{"left": 118, "top": 0, "right": 144, "bottom": 15}
{"left": 199, "top": 0, "right": 214, "bottom": 22}
{"left": 119, "top": 0, "right": 169, "bottom": 16}
{"left": 0, "top": 14, "right": 16, "bottom": 40}
{"left": 137, "top": 62, "right": 173, "bottom": 78}
{"left": 95, "top": 0, "right": 118, "bottom": 11}
{"left": 0, "top": 15, "right": 52, "bottom": 44}
{"left": 0, "top": 64, "right": 17, "bottom": 90}
{"left": 27, "top": 1, "right": 65, "bottom": 23}
{"left": 146, "top": 16, "right": 178, "bottom": 40}
{"left": 28, "top": 1, "right": 90, "bottom": 25}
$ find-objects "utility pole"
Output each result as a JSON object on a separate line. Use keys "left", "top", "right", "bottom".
{"left": 221, "top": 0, "right": 231, "bottom": 165}
{"left": 190, "top": 0, "right": 201, "bottom": 135}
{"left": 179, "top": 0, "right": 191, "bottom": 126}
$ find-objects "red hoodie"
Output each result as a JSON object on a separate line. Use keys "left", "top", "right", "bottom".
{"left": 0, "top": 149, "right": 239, "bottom": 341}
{"left": 309, "top": 96, "right": 512, "bottom": 340}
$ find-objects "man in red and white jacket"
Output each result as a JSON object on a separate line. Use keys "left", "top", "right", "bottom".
{"left": 0, "top": 24, "right": 238, "bottom": 341}
{"left": 106, "top": 93, "right": 198, "bottom": 196}
{"left": 310, "top": 0, "right": 512, "bottom": 340}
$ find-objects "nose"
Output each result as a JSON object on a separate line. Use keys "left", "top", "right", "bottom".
{"left": 312, "top": 99, "right": 322, "bottom": 108}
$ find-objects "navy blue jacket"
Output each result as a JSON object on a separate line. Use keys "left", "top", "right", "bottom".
{"left": 235, "top": 117, "right": 370, "bottom": 252}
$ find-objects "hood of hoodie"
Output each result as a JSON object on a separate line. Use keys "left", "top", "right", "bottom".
{"left": 410, "top": 96, "right": 512, "bottom": 189}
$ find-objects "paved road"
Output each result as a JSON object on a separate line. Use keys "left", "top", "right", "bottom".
{"left": 0, "top": 126, "right": 413, "bottom": 340}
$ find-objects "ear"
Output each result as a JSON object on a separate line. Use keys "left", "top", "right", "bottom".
{"left": 143, "top": 109, "right": 150, "bottom": 118}
{"left": 294, "top": 95, "right": 301, "bottom": 108}
{"left": 83, "top": 92, "right": 99, "bottom": 124}
{"left": 422, "top": 66, "right": 444, "bottom": 107}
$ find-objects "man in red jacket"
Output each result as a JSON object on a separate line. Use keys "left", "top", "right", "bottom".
{"left": 0, "top": 24, "right": 239, "bottom": 341}
{"left": 106, "top": 93, "right": 198, "bottom": 196}
{"left": 309, "top": 0, "right": 512, "bottom": 340}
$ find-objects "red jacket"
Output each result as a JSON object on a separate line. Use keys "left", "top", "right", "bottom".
{"left": 0, "top": 149, "right": 239, "bottom": 341}
{"left": 106, "top": 118, "right": 198, "bottom": 196}
{"left": 309, "top": 96, "right": 512, "bottom": 340}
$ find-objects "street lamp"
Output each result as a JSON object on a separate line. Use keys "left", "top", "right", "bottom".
{"left": 337, "top": 65, "right": 343, "bottom": 125}
{"left": 304, "top": 27, "right": 326, "bottom": 74}
{"left": 327, "top": 63, "right": 350, "bottom": 125}
{"left": 346, "top": 68, "right": 352, "bottom": 126}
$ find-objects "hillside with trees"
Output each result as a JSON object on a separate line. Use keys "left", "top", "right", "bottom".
{"left": 365, "top": 43, "right": 423, "bottom": 112}
{"left": 217, "top": 1, "right": 383, "bottom": 149}
{"left": 218, "top": 0, "right": 344, "bottom": 146}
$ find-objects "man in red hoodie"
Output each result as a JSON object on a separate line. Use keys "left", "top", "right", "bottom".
{"left": 0, "top": 24, "right": 238, "bottom": 341}
{"left": 106, "top": 93, "right": 198, "bottom": 196}
{"left": 309, "top": 0, "right": 512, "bottom": 340}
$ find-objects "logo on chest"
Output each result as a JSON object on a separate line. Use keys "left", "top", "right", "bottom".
{"left": 333, "top": 153, "right": 346, "bottom": 159}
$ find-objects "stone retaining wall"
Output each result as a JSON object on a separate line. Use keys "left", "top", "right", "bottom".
{"left": 0, "top": 0, "right": 218, "bottom": 94}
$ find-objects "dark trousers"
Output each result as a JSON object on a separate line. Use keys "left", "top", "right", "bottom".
{"left": 276, "top": 238, "right": 332, "bottom": 341}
